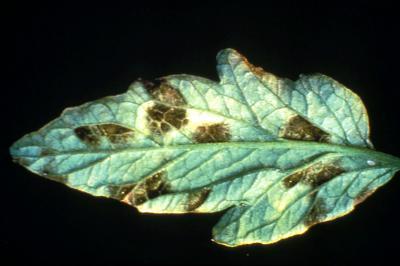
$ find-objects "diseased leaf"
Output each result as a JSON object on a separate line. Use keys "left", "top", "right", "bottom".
{"left": 10, "top": 48, "right": 400, "bottom": 247}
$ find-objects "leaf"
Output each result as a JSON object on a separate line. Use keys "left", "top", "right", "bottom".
{"left": 10, "top": 48, "right": 400, "bottom": 247}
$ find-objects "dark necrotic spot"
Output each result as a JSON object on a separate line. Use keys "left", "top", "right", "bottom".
{"left": 141, "top": 79, "right": 162, "bottom": 94}
{"left": 97, "top": 124, "right": 134, "bottom": 144}
{"left": 148, "top": 104, "right": 170, "bottom": 121}
{"left": 74, "top": 126, "right": 100, "bottom": 146}
{"left": 283, "top": 172, "right": 303, "bottom": 188}
{"left": 74, "top": 124, "right": 134, "bottom": 145}
{"left": 304, "top": 164, "right": 344, "bottom": 187}
{"left": 164, "top": 107, "right": 186, "bottom": 128}
{"left": 108, "top": 184, "right": 136, "bottom": 200}
{"left": 305, "top": 197, "right": 327, "bottom": 226}
{"left": 160, "top": 122, "right": 171, "bottom": 133}
{"left": 144, "top": 172, "right": 169, "bottom": 199}
{"left": 142, "top": 79, "right": 185, "bottom": 106}
{"left": 147, "top": 103, "right": 187, "bottom": 134}
{"left": 186, "top": 188, "right": 211, "bottom": 211}
{"left": 194, "top": 123, "right": 231, "bottom": 143}
{"left": 281, "top": 115, "right": 329, "bottom": 142}
{"left": 283, "top": 163, "right": 344, "bottom": 188}
{"left": 128, "top": 172, "right": 170, "bottom": 206}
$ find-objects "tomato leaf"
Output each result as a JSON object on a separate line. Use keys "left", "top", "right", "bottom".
{"left": 10, "top": 49, "right": 400, "bottom": 246}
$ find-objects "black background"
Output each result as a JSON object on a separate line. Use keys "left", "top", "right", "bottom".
{"left": 8, "top": 2, "right": 400, "bottom": 265}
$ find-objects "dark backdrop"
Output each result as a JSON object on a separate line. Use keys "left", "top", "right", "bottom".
{"left": 8, "top": 2, "right": 400, "bottom": 265}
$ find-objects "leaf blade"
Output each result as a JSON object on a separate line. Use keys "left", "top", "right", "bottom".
{"left": 10, "top": 48, "right": 400, "bottom": 246}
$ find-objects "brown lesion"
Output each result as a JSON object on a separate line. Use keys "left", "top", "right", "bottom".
{"left": 142, "top": 78, "right": 186, "bottom": 106}
{"left": 283, "top": 162, "right": 344, "bottom": 188}
{"left": 122, "top": 171, "right": 170, "bottom": 206}
{"left": 304, "top": 196, "right": 327, "bottom": 227}
{"left": 280, "top": 115, "right": 330, "bottom": 142}
{"left": 185, "top": 187, "right": 211, "bottom": 211}
{"left": 74, "top": 126, "right": 100, "bottom": 146}
{"left": 108, "top": 184, "right": 136, "bottom": 200}
{"left": 282, "top": 172, "right": 303, "bottom": 188}
{"left": 74, "top": 124, "right": 134, "bottom": 146}
{"left": 147, "top": 103, "right": 187, "bottom": 135}
{"left": 240, "top": 54, "right": 267, "bottom": 77}
{"left": 194, "top": 123, "right": 231, "bottom": 143}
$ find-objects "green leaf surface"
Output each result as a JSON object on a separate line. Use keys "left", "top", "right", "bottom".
{"left": 10, "top": 49, "right": 400, "bottom": 246}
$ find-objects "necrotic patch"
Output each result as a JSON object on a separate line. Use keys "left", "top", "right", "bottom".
{"left": 283, "top": 162, "right": 344, "bottom": 188}
{"left": 74, "top": 124, "right": 134, "bottom": 145}
{"left": 142, "top": 79, "right": 186, "bottom": 106}
{"left": 280, "top": 115, "right": 329, "bottom": 142}
{"left": 186, "top": 188, "right": 211, "bottom": 211}
{"left": 124, "top": 172, "right": 170, "bottom": 206}
{"left": 194, "top": 123, "right": 231, "bottom": 143}
{"left": 74, "top": 126, "right": 100, "bottom": 145}
{"left": 108, "top": 184, "right": 136, "bottom": 200}
{"left": 147, "top": 103, "right": 187, "bottom": 134}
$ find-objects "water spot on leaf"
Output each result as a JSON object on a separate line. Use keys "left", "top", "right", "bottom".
{"left": 281, "top": 115, "right": 329, "bottom": 142}
{"left": 194, "top": 123, "right": 231, "bottom": 143}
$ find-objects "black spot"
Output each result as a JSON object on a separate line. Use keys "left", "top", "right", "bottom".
{"left": 194, "top": 123, "right": 231, "bottom": 143}
{"left": 281, "top": 115, "right": 329, "bottom": 142}
{"left": 283, "top": 163, "right": 344, "bottom": 188}
{"left": 186, "top": 188, "right": 211, "bottom": 211}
